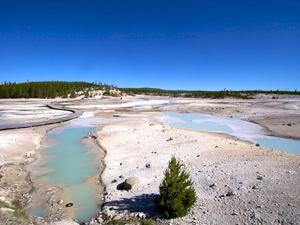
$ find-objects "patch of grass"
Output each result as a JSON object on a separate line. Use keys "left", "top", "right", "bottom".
{"left": 11, "top": 199, "right": 30, "bottom": 221}
{"left": 142, "top": 219, "right": 154, "bottom": 225}
{"left": 0, "top": 200, "right": 11, "bottom": 208}
{"left": 102, "top": 214, "right": 155, "bottom": 225}
{"left": 105, "top": 218, "right": 139, "bottom": 225}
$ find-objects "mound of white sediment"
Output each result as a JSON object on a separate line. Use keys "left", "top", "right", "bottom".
{"left": 0, "top": 127, "right": 47, "bottom": 165}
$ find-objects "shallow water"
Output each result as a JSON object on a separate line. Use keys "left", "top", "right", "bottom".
{"left": 165, "top": 112, "right": 300, "bottom": 155}
{"left": 31, "top": 126, "right": 99, "bottom": 222}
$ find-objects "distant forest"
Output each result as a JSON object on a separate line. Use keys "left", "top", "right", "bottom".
{"left": 0, "top": 81, "right": 110, "bottom": 98}
{"left": 0, "top": 81, "right": 299, "bottom": 99}
{"left": 120, "top": 87, "right": 300, "bottom": 99}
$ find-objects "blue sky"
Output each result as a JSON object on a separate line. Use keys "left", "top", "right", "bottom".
{"left": 0, "top": 0, "right": 299, "bottom": 90}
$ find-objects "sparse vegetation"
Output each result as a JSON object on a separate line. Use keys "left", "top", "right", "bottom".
{"left": 0, "top": 199, "right": 30, "bottom": 222}
{"left": 102, "top": 214, "right": 156, "bottom": 225}
{"left": 11, "top": 199, "right": 29, "bottom": 220}
{"left": 158, "top": 156, "right": 196, "bottom": 218}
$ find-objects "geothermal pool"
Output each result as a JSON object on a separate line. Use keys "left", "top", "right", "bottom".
{"left": 30, "top": 124, "right": 100, "bottom": 222}
{"left": 165, "top": 112, "right": 300, "bottom": 155}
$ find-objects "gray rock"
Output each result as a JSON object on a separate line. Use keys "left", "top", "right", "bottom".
{"left": 231, "top": 211, "right": 238, "bottom": 216}
{"left": 226, "top": 191, "right": 235, "bottom": 196}
{"left": 209, "top": 183, "right": 216, "bottom": 188}
{"left": 123, "top": 177, "right": 140, "bottom": 191}
{"left": 250, "top": 211, "right": 257, "bottom": 219}
{"left": 256, "top": 175, "right": 263, "bottom": 180}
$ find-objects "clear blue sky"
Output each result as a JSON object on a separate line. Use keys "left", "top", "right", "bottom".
{"left": 0, "top": 0, "right": 299, "bottom": 90}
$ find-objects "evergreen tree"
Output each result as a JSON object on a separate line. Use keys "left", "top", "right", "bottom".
{"left": 0, "top": 81, "right": 111, "bottom": 98}
{"left": 158, "top": 156, "right": 196, "bottom": 218}
{"left": 70, "top": 91, "right": 76, "bottom": 98}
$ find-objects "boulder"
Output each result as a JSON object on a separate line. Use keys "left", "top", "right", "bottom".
{"left": 123, "top": 177, "right": 140, "bottom": 191}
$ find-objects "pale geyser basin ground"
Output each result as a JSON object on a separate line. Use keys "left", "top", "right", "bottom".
{"left": 1, "top": 96, "right": 300, "bottom": 224}
{"left": 165, "top": 112, "right": 300, "bottom": 155}
{"left": 30, "top": 125, "right": 99, "bottom": 222}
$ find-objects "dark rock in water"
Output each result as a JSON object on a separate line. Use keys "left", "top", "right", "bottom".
{"left": 146, "top": 163, "right": 151, "bottom": 168}
{"left": 65, "top": 203, "right": 74, "bottom": 207}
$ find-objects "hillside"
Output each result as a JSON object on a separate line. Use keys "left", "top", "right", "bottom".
{"left": 0, "top": 81, "right": 122, "bottom": 99}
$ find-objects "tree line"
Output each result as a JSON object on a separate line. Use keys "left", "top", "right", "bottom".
{"left": 1, "top": 81, "right": 298, "bottom": 99}
{"left": 0, "top": 81, "right": 110, "bottom": 98}
{"left": 120, "top": 87, "right": 300, "bottom": 99}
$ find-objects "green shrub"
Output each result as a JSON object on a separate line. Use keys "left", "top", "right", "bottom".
{"left": 158, "top": 156, "right": 196, "bottom": 218}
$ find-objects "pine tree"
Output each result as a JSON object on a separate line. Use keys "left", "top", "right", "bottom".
{"left": 158, "top": 156, "right": 196, "bottom": 218}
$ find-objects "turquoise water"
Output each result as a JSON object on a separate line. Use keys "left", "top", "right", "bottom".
{"left": 165, "top": 112, "right": 300, "bottom": 155}
{"left": 40, "top": 127, "right": 99, "bottom": 222}
{"left": 30, "top": 207, "right": 46, "bottom": 218}
{"left": 254, "top": 137, "right": 300, "bottom": 155}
